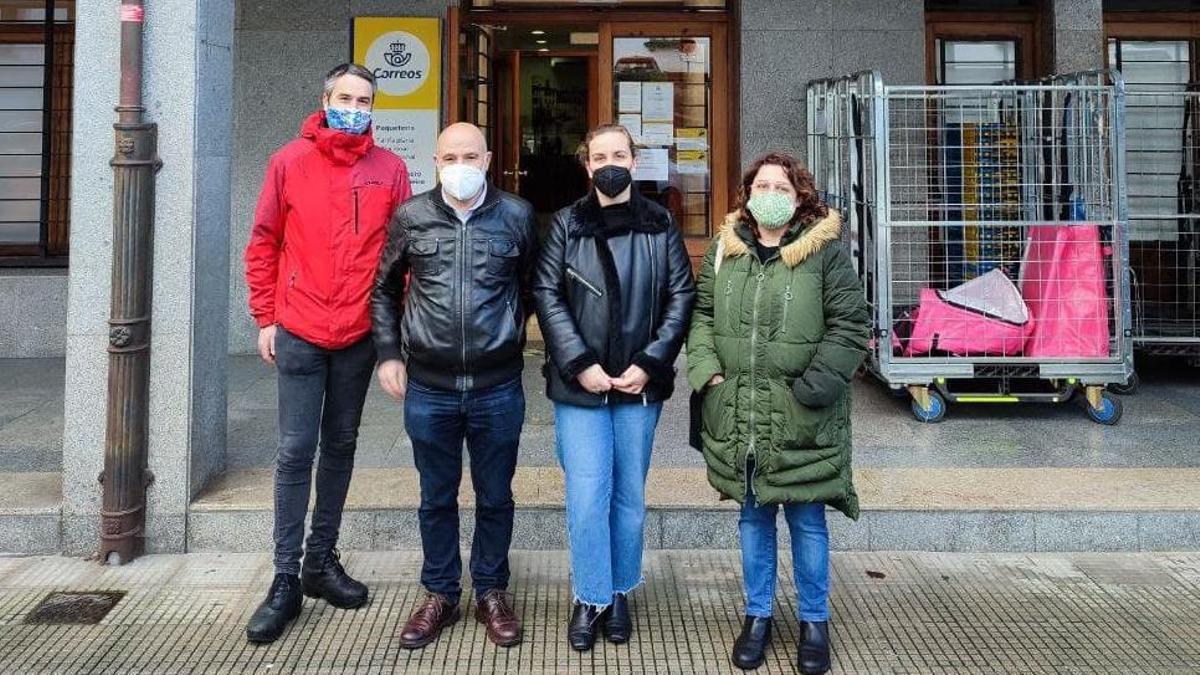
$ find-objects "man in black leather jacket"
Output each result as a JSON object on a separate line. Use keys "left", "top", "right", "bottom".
{"left": 370, "top": 122, "right": 536, "bottom": 650}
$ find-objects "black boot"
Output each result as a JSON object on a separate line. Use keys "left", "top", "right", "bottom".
{"left": 731, "top": 615, "right": 772, "bottom": 670}
{"left": 301, "top": 548, "right": 368, "bottom": 609}
{"left": 602, "top": 592, "right": 632, "bottom": 644}
{"left": 246, "top": 573, "right": 303, "bottom": 644}
{"left": 798, "top": 620, "right": 831, "bottom": 675}
{"left": 567, "top": 602, "right": 604, "bottom": 652}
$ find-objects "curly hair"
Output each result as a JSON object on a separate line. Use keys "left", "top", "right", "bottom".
{"left": 733, "top": 151, "right": 828, "bottom": 229}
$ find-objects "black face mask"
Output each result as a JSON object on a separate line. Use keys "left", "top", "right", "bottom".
{"left": 592, "top": 164, "right": 633, "bottom": 198}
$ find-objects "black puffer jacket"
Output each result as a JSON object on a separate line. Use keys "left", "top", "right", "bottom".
{"left": 534, "top": 189, "right": 696, "bottom": 406}
{"left": 371, "top": 185, "right": 537, "bottom": 391}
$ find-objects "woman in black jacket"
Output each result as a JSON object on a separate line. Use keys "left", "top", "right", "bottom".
{"left": 533, "top": 124, "right": 696, "bottom": 651}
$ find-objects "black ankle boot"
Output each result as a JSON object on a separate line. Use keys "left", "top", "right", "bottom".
{"left": 246, "top": 573, "right": 303, "bottom": 644}
{"left": 731, "top": 615, "right": 772, "bottom": 670}
{"left": 567, "top": 602, "right": 604, "bottom": 652}
{"left": 301, "top": 549, "right": 368, "bottom": 609}
{"left": 602, "top": 592, "right": 632, "bottom": 644}
{"left": 798, "top": 620, "right": 831, "bottom": 675}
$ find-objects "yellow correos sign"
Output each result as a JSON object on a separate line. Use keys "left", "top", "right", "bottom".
{"left": 353, "top": 17, "right": 442, "bottom": 192}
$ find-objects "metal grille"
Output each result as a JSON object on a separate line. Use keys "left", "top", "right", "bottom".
{"left": 1124, "top": 87, "right": 1200, "bottom": 354}
{"left": 809, "top": 71, "right": 1132, "bottom": 395}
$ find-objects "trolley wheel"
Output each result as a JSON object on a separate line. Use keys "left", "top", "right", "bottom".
{"left": 911, "top": 390, "right": 947, "bottom": 423}
{"left": 1108, "top": 372, "right": 1139, "bottom": 396}
{"left": 1085, "top": 392, "right": 1123, "bottom": 426}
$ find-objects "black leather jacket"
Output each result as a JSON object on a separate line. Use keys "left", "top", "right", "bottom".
{"left": 534, "top": 190, "right": 696, "bottom": 406}
{"left": 371, "top": 185, "right": 538, "bottom": 391}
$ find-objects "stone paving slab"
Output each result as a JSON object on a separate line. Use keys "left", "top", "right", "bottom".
{"left": 192, "top": 466, "right": 1200, "bottom": 512}
{"left": 0, "top": 551, "right": 1198, "bottom": 673}
{"left": 6, "top": 353, "right": 1200, "bottom": 474}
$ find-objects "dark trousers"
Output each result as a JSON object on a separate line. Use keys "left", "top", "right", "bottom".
{"left": 403, "top": 376, "right": 524, "bottom": 604}
{"left": 272, "top": 327, "right": 376, "bottom": 575}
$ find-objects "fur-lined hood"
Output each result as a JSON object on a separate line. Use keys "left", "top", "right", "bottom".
{"left": 717, "top": 210, "right": 842, "bottom": 267}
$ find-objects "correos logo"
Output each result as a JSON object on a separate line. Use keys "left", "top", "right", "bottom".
{"left": 368, "top": 32, "right": 430, "bottom": 96}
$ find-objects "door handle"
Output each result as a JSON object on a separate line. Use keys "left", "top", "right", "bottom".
{"left": 503, "top": 170, "right": 529, "bottom": 177}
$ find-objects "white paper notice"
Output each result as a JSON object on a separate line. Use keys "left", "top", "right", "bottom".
{"left": 371, "top": 109, "right": 439, "bottom": 193}
{"left": 641, "top": 82, "right": 674, "bottom": 122}
{"left": 642, "top": 122, "right": 674, "bottom": 147}
{"left": 618, "top": 113, "right": 642, "bottom": 143}
{"left": 618, "top": 82, "right": 642, "bottom": 113}
{"left": 633, "top": 148, "right": 669, "bottom": 182}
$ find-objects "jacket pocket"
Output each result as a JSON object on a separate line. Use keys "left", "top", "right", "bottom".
{"left": 566, "top": 266, "right": 604, "bottom": 297}
{"left": 487, "top": 238, "right": 519, "bottom": 278}
{"left": 769, "top": 379, "right": 830, "bottom": 450}
{"left": 700, "top": 376, "right": 737, "bottom": 443}
{"left": 408, "top": 238, "right": 442, "bottom": 276}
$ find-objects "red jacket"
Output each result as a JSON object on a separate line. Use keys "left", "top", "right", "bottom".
{"left": 245, "top": 111, "right": 411, "bottom": 350}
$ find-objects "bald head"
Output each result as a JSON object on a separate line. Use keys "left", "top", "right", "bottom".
{"left": 438, "top": 122, "right": 488, "bottom": 155}
{"left": 435, "top": 123, "right": 492, "bottom": 205}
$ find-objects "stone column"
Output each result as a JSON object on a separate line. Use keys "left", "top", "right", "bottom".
{"left": 739, "top": 0, "right": 924, "bottom": 163}
{"left": 63, "top": 0, "right": 234, "bottom": 555}
{"left": 1047, "top": 0, "right": 1104, "bottom": 74}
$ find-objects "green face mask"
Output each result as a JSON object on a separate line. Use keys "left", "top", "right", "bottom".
{"left": 746, "top": 192, "right": 796, "bottom": 229}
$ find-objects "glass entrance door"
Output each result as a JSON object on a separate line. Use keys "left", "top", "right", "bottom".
{"left": 603, "top": 21, "right": 730, "bottom": 244}
{"left": 452, "top": 11, "right": 731, "bottom": 244}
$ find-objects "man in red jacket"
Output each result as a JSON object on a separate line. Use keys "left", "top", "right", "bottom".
{"left": 243, "top": 63, "right": 411, "bottom": 644}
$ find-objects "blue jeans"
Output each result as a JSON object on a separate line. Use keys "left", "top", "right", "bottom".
{"left": 272, "top": 327, "right": 376, "bottom": 576}
{"left": 554, "top": 401, "right": 662, "bottom": 608}
{"left": 404, "top": 376, "right": 524, "bottom": 605}
{"left": 739, "top": 478, "right": 831, "bottom": 621}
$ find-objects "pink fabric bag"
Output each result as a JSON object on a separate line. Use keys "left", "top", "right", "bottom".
{"left": 1018, "top": 224, "right": 1110, "bottom": 358}
{"left": 905, "top": 286, "right": 1033, "bottom": 357}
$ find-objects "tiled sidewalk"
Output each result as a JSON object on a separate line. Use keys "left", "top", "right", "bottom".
{"left": 1, "top": 550, "right": 1198, "bottom": 673}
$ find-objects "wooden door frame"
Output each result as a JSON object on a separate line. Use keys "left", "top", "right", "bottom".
{"left": 925, "top": 10, "right": 1043, "bottom": 84}
{"left": 498, "top": 49, "right": 598, "bottom": 194}
{"left": 448, "top": 6, "right": 736, "bottom": 240}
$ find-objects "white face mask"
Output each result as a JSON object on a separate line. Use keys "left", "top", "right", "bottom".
{"left": 440, "top": 163, "right": 486, "bottom": 202}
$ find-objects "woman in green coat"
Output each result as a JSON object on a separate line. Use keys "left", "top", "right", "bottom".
{"left": 686, "top": 152, "right": 869, "bottom": 674}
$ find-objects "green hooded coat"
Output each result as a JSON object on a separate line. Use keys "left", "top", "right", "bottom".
{"left": 685, "top": 210, "right": 870, "bottom": 517}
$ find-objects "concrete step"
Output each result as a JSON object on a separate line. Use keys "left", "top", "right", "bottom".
{"left": 0, "top": 472, "right": 61, "bottom": 554}
{"left": 187, "top": 466, "right": 1200, "bottom": 553}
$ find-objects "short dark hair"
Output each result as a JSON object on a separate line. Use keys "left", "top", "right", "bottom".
{"left": 324, "top": 63, "right": 376, "bottom": 96}
{"left": 576, "top": 123, "right": 638, "bottom": 166}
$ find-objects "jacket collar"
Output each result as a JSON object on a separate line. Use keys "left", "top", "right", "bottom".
{"left": 301, "top": 110, "right": 374, "bottom": 166}
{"left": 429, "top": 181, "right": 502, "bottom": 221}
{"left": 572, "top": 188, "right": 671, "bottom": 237}
{"left": 718, "top": 209, "right": 842, "bottom": 267}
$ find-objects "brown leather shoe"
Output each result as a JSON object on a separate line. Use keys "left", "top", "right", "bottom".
{"left": 398, "top": 592, "right": 460, "bottom": 649}
{"left": 474, "top": 589, "right": 523, "bottom": 647}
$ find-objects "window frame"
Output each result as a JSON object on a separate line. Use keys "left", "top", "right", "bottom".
{"left": 925, "top": 10, "right": 1042, "bottom": 85}
{"left": 0, "top": 13, "right": 72, "bottom": 268}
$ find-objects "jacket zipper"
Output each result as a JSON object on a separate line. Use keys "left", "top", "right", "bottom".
{"left": 460, "top": 218, "right": 469, "bottom": 385}
{"left": 722, "top": 277, "right": 734, "bottom": 331}
{"left": 452, "top": 197, "right": 501, "bottom": 391}
{"left": 746, "top": 265, "right": 766, "bottom": 507}
{"left": 353, "top": 189, "right": 359, "bottom": 234}
{"left": 505, "top": 299, "right": 519, "bottom": 333}
{"left": 646, "top": 233, "right": 656, "bottom": 342}
{"left": 566, "top": 267, "right": 604, "bottom": 297}
{"left": 644, "top": 233, "right": 656, "bottom": 408}
{"left": 780, "top": 284, "right": 793, "bottom": 333}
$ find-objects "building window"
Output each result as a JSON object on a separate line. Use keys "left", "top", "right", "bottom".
{"left": 925, "top": 5, "right": 1040, "bottom": 85}
{"left": 0, "top": 1, "right": 73, "bottom": 267}
{"left": 936, "top": 39, "right": 1019, "bottom": 84}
